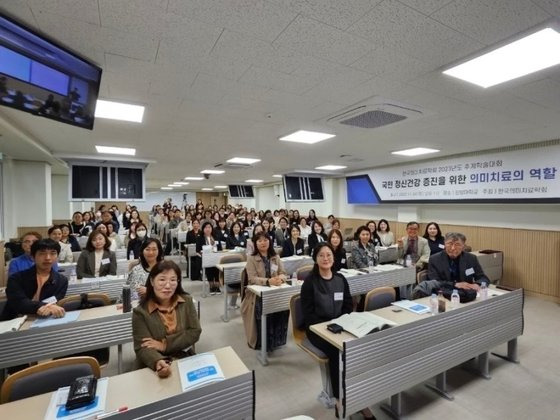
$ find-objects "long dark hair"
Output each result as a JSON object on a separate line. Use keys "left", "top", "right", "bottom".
{"left": 311, "top": 242, "right": 335, "bottom": 276}
{"left": 423, "top": 222, "right": 444, "bottom": 240}
{"left": 327, "top": 229, "right": 344, "bottom": 254}
{"left": 141, "top": 260, "right": 186, "bottom": 305}
{"left": 354, "top": 225, "right": 371, "bottom": 248}
{"left": 251, "top": 232, "right": 276, "bottom": 258}
{"left": 139, "top": 238, "right": 164, "bottom": 270}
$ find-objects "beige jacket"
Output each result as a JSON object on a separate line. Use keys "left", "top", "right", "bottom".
{"left": 240, "top": 254, "right": 286, "bottom": 348}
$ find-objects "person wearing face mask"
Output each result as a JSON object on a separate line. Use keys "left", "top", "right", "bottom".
{"left": 128, "top": 222, "right": 149, "bottom": 260}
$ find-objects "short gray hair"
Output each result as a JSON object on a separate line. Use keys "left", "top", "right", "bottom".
{"left": 444, "top": 232, "right": 466, "bottom": 243}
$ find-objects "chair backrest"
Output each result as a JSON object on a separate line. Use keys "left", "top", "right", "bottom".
{"left": 128, "top": 259, "right": 140, "bottom": 272}
{"left": 1, "top": 356, "right": 100, "bottom": 403}
{"left": 240, "top": 269, "right": 248, "bottom": 301}
{"left": 72, "top": 251, "right": 81, "bottom": 261}
{"left": 296, "top": 264, "right": 314, "bottom": 280}
{"left": 57, "top": 293, "right": 111, "bottom": 311}
{"left": 289, "top": 294, "right": 305, "bottom": 345}
{"left": 219, "top": 254, "right": 246, "bottom": 265}
{"left": 364, "top": 286, "right": 396, "bottom": 312}
{"left": 416, "top": 269, "right": 428, "bottom": 284}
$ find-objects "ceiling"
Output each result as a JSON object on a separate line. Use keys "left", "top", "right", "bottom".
{"left": 1, "top": 0, "right": 560, "bottom": 191}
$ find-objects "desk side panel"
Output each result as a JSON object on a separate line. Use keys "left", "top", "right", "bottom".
{"left": 118, "top": 371, "right": 254, "bottom": 420}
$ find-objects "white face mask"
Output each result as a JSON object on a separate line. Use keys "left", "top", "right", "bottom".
{"left": 137, "top": 230, "right": 147, "bottom": 238}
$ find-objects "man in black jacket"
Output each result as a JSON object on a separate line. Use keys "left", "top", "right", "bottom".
{"left": 2, "top": 239, "right": 68, "bottom": 320}
{"left": 428, "top": 232, "right": 489, "bottom": 291}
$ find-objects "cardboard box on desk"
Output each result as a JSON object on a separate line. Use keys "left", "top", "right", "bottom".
{"left": 471, "top": 250, "right": 503, "bottom": 284}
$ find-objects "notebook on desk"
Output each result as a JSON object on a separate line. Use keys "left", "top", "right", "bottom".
{"left": 179, "top": 352, "right": 225, "bottom": 392}
{"left": 331, "top": 312, "right": 397, "bottom": 338}
{"left": 30, "top": 311, "right": 81, "bottom": 328}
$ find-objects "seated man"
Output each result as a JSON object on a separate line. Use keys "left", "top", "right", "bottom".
{"left": 1, "top": 239, "right": 67, "bottom": 321}
{"left": 427, "top": 232, "right": 489, "bottom": 291}
{"left": 397, "top": 221, "right": 430, "bottom": 271}
{"left": 7, "top": 231, "right": 57, "bottom": 276}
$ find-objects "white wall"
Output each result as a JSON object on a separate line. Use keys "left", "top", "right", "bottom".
{"left": 52, "top": 174, "right": 71, "bottom": 220}
{"left": 2, "top": 158, "right": 52, "bottom": 238}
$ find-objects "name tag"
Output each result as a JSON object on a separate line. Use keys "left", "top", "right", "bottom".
{"left": 465, "top": 267, "right": 475, "bottom": 276}
{"left": 240, "top": 241, "right": 245, "bottom": 246}
{"left": 221, "top": 241, "right": 226, "bottom": 248}
{"left": 341, "top": 258, "right": 346, "bottom": 264}
{"left": 271, "top": 263, "right": 278, "bottom": 273}
{"left": 101, "top": 258, "right": 110, "bottom": 265}
{"left": 42, "top": 296, "right": 57, "bottom": 304}
{"left": 334, "top": 292, "right": 343, "bottom": 301}
{"left": 296, "top": 248, "right": 303, "bottom": 255}
{"left": 438, "top": 243, "right": 445, "bottom": 249}
{"left": 223, "top": 234, "right": 228, "bottom": 238}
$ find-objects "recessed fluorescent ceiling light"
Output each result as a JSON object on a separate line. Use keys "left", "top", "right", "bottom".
{"left": 315, "top": 165, "right": 347, "bottom": 170}
{"left": 279, "top": 130, "right": 335, "bottom": 144}
{"left": 202, "top": 188, "right": 214, "bottom": 191}
{"left": 200, "top": 169, "right": 225, "bottom": 174}
{"left": 443, "top": 28, "right": 560, "bottom": 88}
{"left": 272, "top": 174, "right": 283, "bottom": 178}
{"left": 184, "top": 177, "right": 204, "bottom": 181}
{"left": 161, "top": 187, "right": 172, "bottom": 190}
{"left": 214, "top": 185, "right": 227, "bottom": 188}
{"left": 95, "top": 99, "right": 145, "bottom": 123}
{"left": 226, "top": 157, "right": 261, "bottom": 164}
{"left": 245, "top": 179, "right": 263, "bottom": 183}
{"left": 175, "top": 182, "right": 189, "bottom": 185}
{"left": 167, "top": 184, "right": 177, "bottom": 187}
{"left": 95, "top": 145, "right": 136, "bottom": 156}
{"left": 392, "top": 147, "right": 440, "bottom": 157}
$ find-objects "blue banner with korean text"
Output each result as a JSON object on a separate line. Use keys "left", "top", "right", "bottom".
{"left": 349, "top": 145, "right": 559, "bottom": 203}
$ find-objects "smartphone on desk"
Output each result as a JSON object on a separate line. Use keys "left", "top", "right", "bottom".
{"left": 327, "top": 323, "right": 343, "bottom": 334}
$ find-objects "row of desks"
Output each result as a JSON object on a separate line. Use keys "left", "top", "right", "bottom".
{"left": 0, "top": 346, "right": 254, "bottom": 420}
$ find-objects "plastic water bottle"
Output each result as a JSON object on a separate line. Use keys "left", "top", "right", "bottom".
{"left": 480, "top": 282, "right": 488, "bottom": 300}
{"left": 368, "top": 257, "right": 375, "bottom": 272}
{"left": 430, "top": 293, "right": 438, "bottom": 315}
{"left": 405, "top": 255, "right": 412, "bottom": 268}
{"left": 122, "top": 285, "right": 131, "bottom": 313}
{"left": 451, "top": 289, "right": 460, "bottom": 309}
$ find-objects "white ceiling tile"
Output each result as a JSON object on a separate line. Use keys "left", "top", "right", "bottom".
{"left": 103, "top": 71, "right": 150, "bottom": 103}
{"left": 1, "top": 2, "right": 37, "bottom": 27}
{"left": 99, "top": 0, "right": 167, "bottom": 37}
{"left": 211, "top": 30, "right": 275, "bottom": 62}
{"left": 239, "top": 66, "right": 319, "bottom": 94}
{"left": 348, "top": 0, "right": 484, "bottom": 66}
{"left": 431, "top": 0, "right": 551, "bottom": 45}
{"left": 532, "top": 0, "right": 560, "bottom": 17}
{"left": 28, "top": 0, "right": 100, "bottom": 25}
{"left": 198, "top": 55, "right": 252, "bottom": 81}
{"left": 397, "top": 0, "right": 455, "bottom": 16}
{"left": 273, "top": 15, "right": 372, "bottom": 65}
{"left": 167, "top": 0, "right": 297, "bottom": 42}
{"left": 510, "top": 78, "right": 560, "bottom": 110}
{"left": 351, "top": 48, "right": 434, "bottom": 82}
{"left": 267, "top": 0, "right": 382, "bottom": 30}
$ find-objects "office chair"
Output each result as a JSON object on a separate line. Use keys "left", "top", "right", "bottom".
{"left": 363, "top": 286, "right": 396, "bottom": 311}
{"left": 0, "top": 356, "right": 100, "bottom": 404}
{"left": 289, "top": 294, "right": 334, "bottom": 409}
{"left": 219, "top": 253, "right": 246, "bottom": 308}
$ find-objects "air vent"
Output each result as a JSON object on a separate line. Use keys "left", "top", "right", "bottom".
{"left": 340, "top": 110, "right": 406, "bottom": 128}
{"left": 324, "top": 96, "right": 430, "bottom": 129}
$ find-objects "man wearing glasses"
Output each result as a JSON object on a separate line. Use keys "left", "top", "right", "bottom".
{"left": 428, "top": 232, "right": 489, "bottom": 290}
{"left": 397, "top": 221, "right": 431, "bottom": 271}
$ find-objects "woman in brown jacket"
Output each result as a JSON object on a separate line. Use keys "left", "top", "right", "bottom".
{"left": 132, "top": 260, "right": 201, "bottom": 377}
{"left": 241, "top": 232, "right": 288, "bottom": 349}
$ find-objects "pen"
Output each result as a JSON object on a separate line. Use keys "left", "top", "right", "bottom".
{"left": 95, "top": 406, "right": 128, "bottom": 418}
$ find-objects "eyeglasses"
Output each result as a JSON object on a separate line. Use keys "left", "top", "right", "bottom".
{"left": 155, "top": 278, "right": 178, "bottom": 285}
{"left": 445, "top": 242, "right": 464, "bottom": 249}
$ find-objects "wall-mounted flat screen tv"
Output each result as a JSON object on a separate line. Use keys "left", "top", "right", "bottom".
{"left": 283, "top": 176, "right": 324, "bottom": 202}
{"left": 0, "top": 13, "right": 102, "bottom": 129}
{"left": 228, "top": 185, "right": 254, "bottom": 198}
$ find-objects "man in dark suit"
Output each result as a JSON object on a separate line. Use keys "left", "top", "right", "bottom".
{"left": 2, "top": 239, "right": 68, "bottom": 320}
{"left": 428, "top": 232, "right": 489, "bottom": 291}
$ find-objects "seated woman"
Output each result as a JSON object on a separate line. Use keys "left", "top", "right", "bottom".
{"left": 76, "top": 231, "right": 117, "bottom": 279}
{"left": 226, "top": 222, "right": 247, "bottom": 249}
{"left": 128, "top": 222, "right": 148, "bottom": 260}
{"left": 241, "top": 232, "right": 288, "bottom": 350}
{"left": 81, "top": 211, "right": 95, "bottom": 236}
{"left": 306, "top": 209, "right": 319, "bottom": 225}
{"left": 196, "top": 221, "right": 222, "bottom": 294}
{"left": 366, "top": 220, "right": 382, "bottom": 247}
{"left": 106, "top": 222, "right": 123, "bottom": 250}
{"left": 132, "top": 260, "right": 202, "bottom": 377}
{"left": 246, "top": 223, "right": 264, "bottom": 256}
{"left": 377, "top": 219, "right": 394, "bottom": 246}
{"left": 423, "top": 222, "right": 445, "bottom": 255}
{"left": 282, "top": 224, "right": 305, "bottom": 257}
{"left": 69, "top": 212, "right": 84, "bottom": 236}
{"left": 328, "top": 229, "right": 347, "bottom": 271}
{"left": 298, "top": 217, "right": 312, "bottom": 243}
{"left": 351, "top": 226, "right": 378, "bottom": 268}
{"left": 301, "top": 243, "right": 375, "bottom": 419}
{"left": 186, "top": 219, "right": 202, "bottom": 281}
{"left": 127, "top": 238, "right": 164, "bottom": 300}
{"left": 307, "top": 221, "right": 327, "bottom": 257}
{"left": 60, "top": 224, "right": 81, "bottom": 252}
{"left": 48, "top": 225, "right": 73, "bottom": 263}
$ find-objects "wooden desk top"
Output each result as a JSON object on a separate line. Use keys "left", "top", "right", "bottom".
{"left": 0, "top": 346, "right": 249, "bottom": 415}
{"left": 310, "top": 287, "right": 509, "bottom": 350}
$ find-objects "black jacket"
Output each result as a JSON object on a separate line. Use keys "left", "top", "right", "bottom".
{"left": 226, "top": 234, "right": 247, "bottom": 249}
{"left": 307, "top": 233, "right": 327, "bottom": 256}
{"left": 196, "top": 235, "right": 223, "bottom": 253}
{"left": 2, "top": 267, "right": 68, "bottom": 320}
{"left": 428, "top": 251, "right": 489, "bottom": 288}
{"left": 332, "top": 247, "right": 348, "bottom": 272}
{"left": 282, "top": 238, "right": 305, "bottom": 257}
